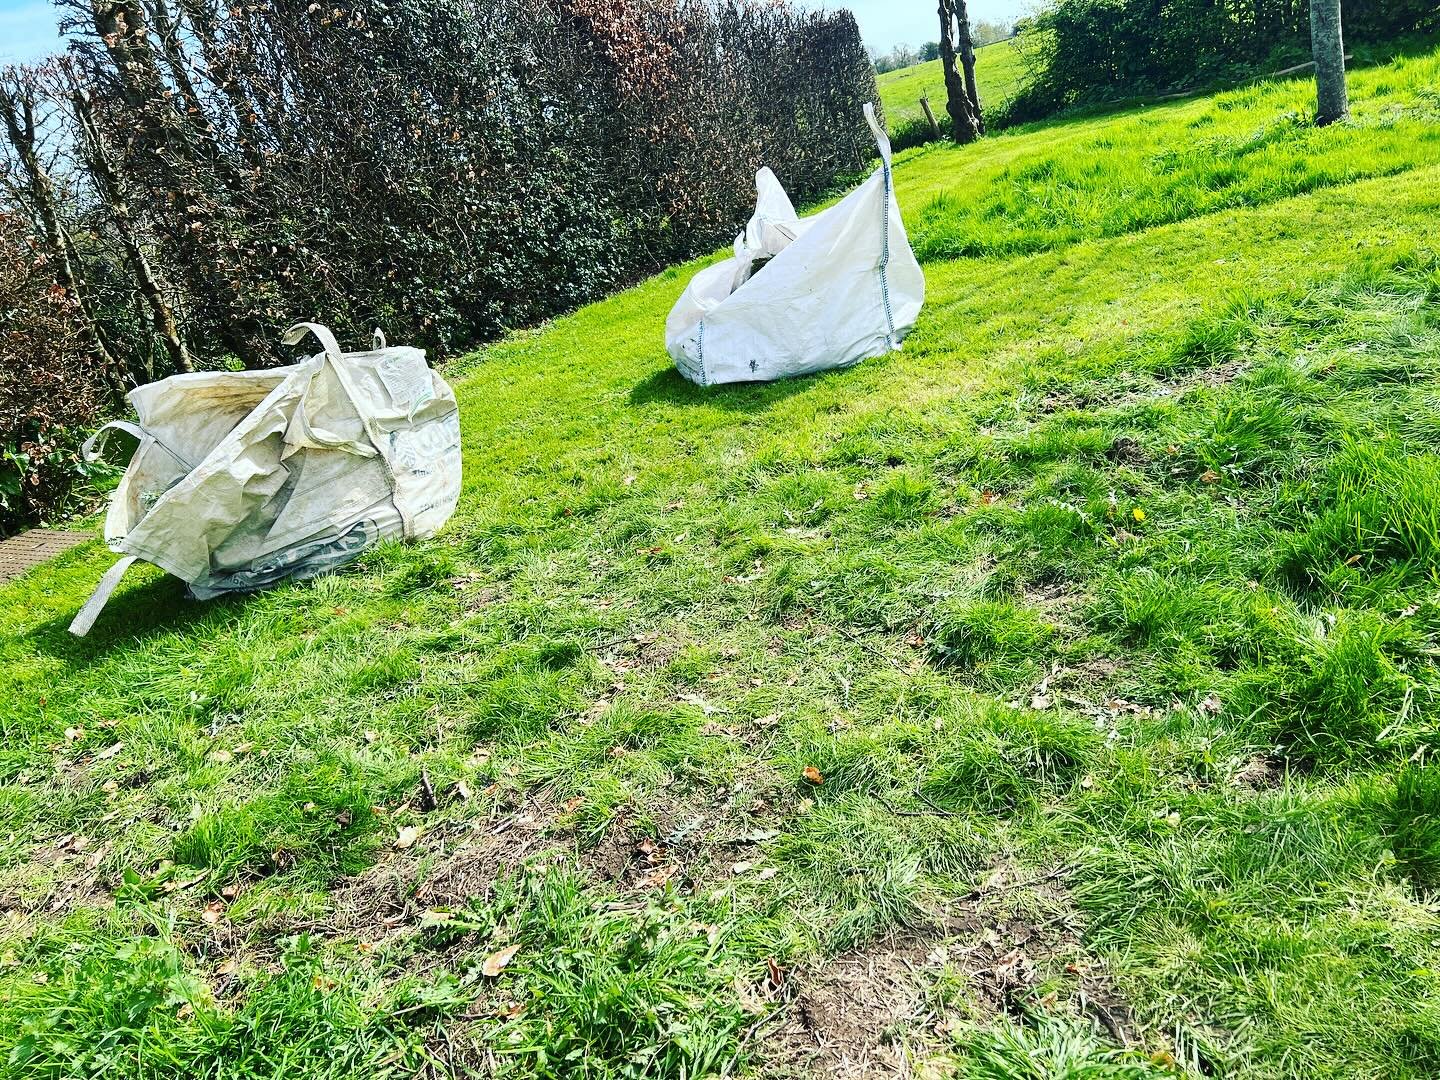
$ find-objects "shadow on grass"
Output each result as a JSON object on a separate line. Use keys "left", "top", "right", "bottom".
{"left": 629, "top": 364, "right": 844, "bottom": 413}
{"left": 23, "top": 572, "right": 249, "bottom": 664}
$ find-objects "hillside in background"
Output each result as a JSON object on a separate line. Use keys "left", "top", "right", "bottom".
{"left": 878, "top": 37, "right": 1029, "bottom": 131}
{"left": 4, "top": 40, "right": 1440, "bottom": 1080}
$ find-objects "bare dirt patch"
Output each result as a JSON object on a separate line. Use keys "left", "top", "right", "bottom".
{"left": 759, "top": 936, "right": 942, "bottom": 1078}
{"left": 0, "top": 836, "right": 112, "bottom": 919}
{"left": 1231, "top": 754, "right": 1285, "bottom": 789}
{"left": 1105, "top": 435, "right": 1149, "bottom": 466}
{"left": 577, "top": 765, "right": 799, "bottom": 894}
{"left": 325, "top": 796, "right": 565, "bottom": 942}
{"left": 756, "top": 863, "right": 1150, "bottom": 1078}
{"left": 1109, "top": 358, "right": 1252, "bottom": 411}
{"left": 1017, "top": 656, "right": 1141, "bottom": 719}
{"left": 600, "top": 626, "right": 687, "bottom": 676}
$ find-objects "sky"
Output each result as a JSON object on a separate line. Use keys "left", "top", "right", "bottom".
{"left": 842, "top": 0, "right": 1033, "bottom": 52}
{"left": 0, "top": 1, "right": 60, "bottom": 65}
{"left": 0, "top": 0, "right": 1034, "bottom": 65}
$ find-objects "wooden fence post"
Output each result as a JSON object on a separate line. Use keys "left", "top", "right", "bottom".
{"left": 919, "top": 95, "right": 941, "bottom": 141}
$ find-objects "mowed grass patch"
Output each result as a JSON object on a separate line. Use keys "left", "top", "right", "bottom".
{"left": 3, "top": 42, "right": 1440, "bottom": 1079}
{"left": 898, "top": 44, "right": 1440, "bottom": 260}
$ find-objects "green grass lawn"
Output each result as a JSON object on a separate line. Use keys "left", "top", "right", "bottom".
{"left": 878, "top": 39, "right": 1030, "bottom": 129}
{"left": 5, "top": 43, "right": 1440, "bottom": 1080}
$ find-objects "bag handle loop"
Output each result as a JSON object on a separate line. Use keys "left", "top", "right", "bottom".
{"left": 863, "top": 102, "right": 892, "bottom": 166}
{"left": 282, "top": 321, "right": 346, "bottom": 361}
{"left": 82, "top": 419, "right": 196, "bottom": 473}
{"left": 80, "top": 420, "right": 146, "bottom": 464}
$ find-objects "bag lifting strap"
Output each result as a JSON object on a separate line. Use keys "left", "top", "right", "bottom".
{"left": 69, "top": 555, "right": 140, "bottom": 637}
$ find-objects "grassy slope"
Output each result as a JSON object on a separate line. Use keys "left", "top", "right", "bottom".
{"left": 878, "top": 40, "right": 1029, "bottom": 127}
{"left": 4, "top": 45, "right": 1440, "bottom": 1080}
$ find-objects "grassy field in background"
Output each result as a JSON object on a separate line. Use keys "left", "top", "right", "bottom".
{"left": 4, "top": 41, "right": 1440, "bottom": 1080}
{"left": 878, "top": 39, "right": 1030, "bottom": 129}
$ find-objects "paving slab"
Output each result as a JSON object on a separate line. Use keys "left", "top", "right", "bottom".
{"left": 0, "top": 529, "right": 93, "bottom": 585}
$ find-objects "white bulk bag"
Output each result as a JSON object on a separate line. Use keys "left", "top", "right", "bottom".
{"left": 69, "top": 322, "right": 462, "bottom": 636}
{"left": 665, "top": 103, "right": 924, "bottom": 386}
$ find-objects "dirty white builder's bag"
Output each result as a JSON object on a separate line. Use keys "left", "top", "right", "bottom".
{"left": 664, "top": 102, "right": 924, "bottom": 385}
{"left": 70, "top": 323, "right": 462, "bottom": 636}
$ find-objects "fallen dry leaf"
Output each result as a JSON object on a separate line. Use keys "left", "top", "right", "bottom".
{"left": 802, "top": 765, "right": 824, "bottom": 785}
{"left": 765, "top": 956, "right": 785, "bottom": 990}
{"left": 200, "top": 901, "right": 224, "bottom": 925}
{"left": 755, "top": 867, "right": 777, "bottom": 881}
{"left": 63, "top": 726, "right": 83, "bottom": 742}
{"left": 1200, "top": 468, "right": 1221, "bottom": 483}
{"left": 208, "top": 749, "right": 233, "bottom": 763}
{"left": 394, "top": 825, "right": 420, "bottom": 849}
{"left": 482, "top": 942, "right": 522, "bottom": 977}
{"left": 94, "top": 742, "right": 124, "bottom": 760}
{"left": 636, "top": 864, "right": 678, "bottom": 888}
{"left": 455, "top": 780, "right": 473, "bottom": 801}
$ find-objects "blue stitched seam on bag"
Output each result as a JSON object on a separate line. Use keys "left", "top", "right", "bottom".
{"left": 879, "top": 162, "right": 896, "bottom": 350}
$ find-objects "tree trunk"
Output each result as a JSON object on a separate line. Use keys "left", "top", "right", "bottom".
{"left": 71, "top": 86, "right": 193, "bottom": 375}
{"left": 938, "top": 0, "right": 979, "bottom": 144}
{"left": 0, "top": 76, "right": 130, "bottom": 393}
{"left": 955, "top": 0, "right": 985, "bottom": 134}
{"left": 1309, "top": 0, "right": 1349, "bottom": 125}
